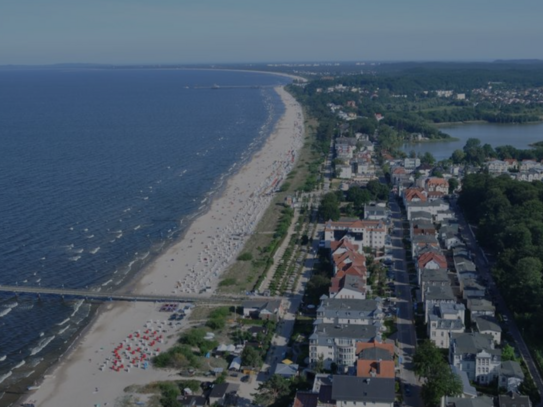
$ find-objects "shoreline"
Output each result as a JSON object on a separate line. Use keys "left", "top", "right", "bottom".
{"left": 24, "top": 85, "right": 305, "bottom": 407}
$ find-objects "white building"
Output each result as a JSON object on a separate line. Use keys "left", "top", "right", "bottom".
{"left": 309, "top": 324, "right": 378, "bottom": 371}
{"left": 449, "top": 333, "right": 501, "bottom": 384}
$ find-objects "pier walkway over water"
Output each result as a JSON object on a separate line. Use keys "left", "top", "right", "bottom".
{"left": 0, "top": 284, "right": 246, "bottom": 304}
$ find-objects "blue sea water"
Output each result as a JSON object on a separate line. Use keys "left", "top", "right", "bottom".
{"left": 0, "top": 69, "right": 288, "bottom": 394}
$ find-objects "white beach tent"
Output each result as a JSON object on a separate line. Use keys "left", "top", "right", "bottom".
{"left": 229, "top": 356, "right": 242, "bottom": 371}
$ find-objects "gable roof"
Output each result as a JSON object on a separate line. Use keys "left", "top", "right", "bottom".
{"left": 500, "top": 360, "right": 524, "bottom": 379}
{"left": 451, "top": 332, "right": 499, "bottom": 355}
{"left": 356, "top": 359, "right": 395, "bottom": 378}
{"left": 332, "top": 376, "right": 395, "bottom": 403}
{"left": 209, "top": 383, "right": 240, "bottom": 399}
{"left": 474, "top": 315, "right": 502, "bottom": 334}
{"left": 404, "top": 188, "right": 427, "bottom": 202}
{"left": 498, "top": 394, "right": 531, "bottom": 407}
{"left": 418, "top": 251, "right": 447, "bottom": 269}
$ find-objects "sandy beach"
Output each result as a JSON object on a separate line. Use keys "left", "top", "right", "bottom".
{"left": 27, "top": 85, "right": 304, "bottom": 407}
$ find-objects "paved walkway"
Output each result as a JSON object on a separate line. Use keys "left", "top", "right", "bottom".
{"left": 259, "top": 210, "right": 300, "bottom": 292}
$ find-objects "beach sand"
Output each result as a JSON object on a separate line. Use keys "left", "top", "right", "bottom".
{"left": 27, "top": 86, "right": 304, "bottom": 407}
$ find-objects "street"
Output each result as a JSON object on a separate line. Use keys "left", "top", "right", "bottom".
{"left": 389, "top": 194, "right": 423, "bottom": 407}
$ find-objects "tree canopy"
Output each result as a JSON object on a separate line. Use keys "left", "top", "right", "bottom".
{"left": 413, "top": 340, "right": 462, "bottom": 406}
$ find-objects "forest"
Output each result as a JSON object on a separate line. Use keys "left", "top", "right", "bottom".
{"left": 458, "top": 173, "right": 543, "bottom": 342}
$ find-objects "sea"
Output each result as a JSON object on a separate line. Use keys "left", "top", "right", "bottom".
{"left": 0, "top": 68, "right": 289, "bottom": 402}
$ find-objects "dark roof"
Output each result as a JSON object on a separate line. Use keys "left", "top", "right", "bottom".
{"left": 318, "top": 384, "right": 334, "bottom": 404}
{"left": 498, "top": 394, "right": 532, "bottom": 407}
{"left": 311, "top": 323, "right": 378, "bottom": 345}
{"left": 451, "top": 332, "right": 500, "bottom": 356}
{"left": 425, "top": 285, "right": 456, "bottom": 301}
{"left": 358, "top": 347, "right": 393, "bottom": 361}
{"left": 447, "top": 396, "right": 494, "bottom": 407}
{"left": 293, "top": 392, "right": 318, "bottom": 407}
{"left": 500, "top": 361, "right": 524, "bottom": 379}
{"left": 474, "top": 315, "right": 502, "bottom": 333}
{"left": 177, "top": 395, "right": 207, "bottom": 407}
{"left": 331, "top": 376, "right": 395, "bottom": 403}
{"left": 208, "top": 383, "right": 239, "bottom": 399}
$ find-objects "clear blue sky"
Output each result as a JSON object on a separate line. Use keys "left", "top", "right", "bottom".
{"left": 1, "top": 0, "right": 542, "bottom": 65}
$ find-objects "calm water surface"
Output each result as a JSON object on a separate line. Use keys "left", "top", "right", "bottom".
{"left": 403, "top": 122, "right": 543, "bottom": 161}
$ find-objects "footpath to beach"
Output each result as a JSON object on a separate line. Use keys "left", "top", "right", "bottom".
{"left": 27, "top": 86, "right": 304, "bottom": 407}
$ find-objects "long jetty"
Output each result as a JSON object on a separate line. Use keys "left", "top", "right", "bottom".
{"left": 0, "top": 284, "right": 245, "bottom": 304}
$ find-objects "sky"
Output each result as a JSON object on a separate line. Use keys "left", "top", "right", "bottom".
{"left": 1, "top": 0, "right": 542, "bottom": 65}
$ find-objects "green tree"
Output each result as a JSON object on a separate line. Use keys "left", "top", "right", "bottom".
{"left": 242, "top": 345, "right": 262, "bottom": 368}
{"left": 501, "top": 344, "right": 517, "bottom": 362}
{"left": 421, "top": 151, "right": 436, "bottom": 166}
{"left": 346, "top": 187, "right": 372, "bottom": 209}
{"left": 448, "top": 178, "right": 459, "bottom": 194}
{"left": 414, "top": 340, "right": 462, "bottom": 406}
{"left": 413, "top": 340, "right": 444, "bottom": 378}
{"left": 421, "top": 367, "right": 463, "bottom": 407}
{"left": 319, "top": 192, "right": 341, "bottom": 221}
{"left": 252, "top": 375, "right": 291, "bottom": 407}
{"left": 451, "top": 149, "right": 465, "bottom": 164}
{"left": 159, "top": 382, "right": 181, "bottom": 407}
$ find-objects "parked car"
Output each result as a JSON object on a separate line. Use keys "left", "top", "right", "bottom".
{"left": 404, "top": 384, "right": 412, "bottom": 396}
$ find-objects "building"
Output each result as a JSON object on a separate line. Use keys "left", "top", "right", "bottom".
{"left": 449, "top": 332, "right": 501, "bottom": 384}
{"left": 330, "top": 273, "right": 367, "bottom": 299}
{"left": 406, "top": 199, "right": 449, "bottom": 221}
{"left": 177, "top": 395, "right": 207, "bottom": 407}
{"left": 428, "top": 303, "right": 466, "bottom": 348}
{"left": 242, "top": 299, "right": 283, "bottom": 320}
{"left": 404, "top": 157, "right": 421, "bottom": 170}
{"left": 274, "top": 363, "right": 299, "bottom": 378}
{"left": 309, "top": 324, "right": 378, "bottom": 371}
{"left": 467, "top": 298, "right": 495, "bottom": 318}
{"left": 316, "top": 298, "right": 383, "bottom": 326}
{"left": 364, "top": 204, "right": 389, "bottom": 221}
{"left": 499, "top": 361, "right": 524, "bottom": 393}
{"left": 420, "top": 268, "right": 450, "bottom": 300}
{"left": 444, "top": 396, "right": 494, "bottom": 407}
{"left": 474, "top": 316, "right": 502, "bottom": 345}
{"left": 332, "top": 376, "right": 395, "bottom": 407}
{"left": 208, "top": 383, "right": 240, "bottom": 406}
{"left": 498, "top": 393, "right": 531, "bottom": 407}
{"left": 324, "top": 219, "right": 387, "bottom": 250}
{"left": 425, "top": 177, "right": 449, "bottom": 194}
{"left": 424, "top": 285, "right": 456, "bottom": 323}
{"left": 356, "top": 341, "right": 395, "bottom": 378}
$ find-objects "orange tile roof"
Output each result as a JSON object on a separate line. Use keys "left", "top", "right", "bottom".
{"left": 404, "top": 188, "right": 427, "bottom": 202}
{"left": 356, "top": 359, "right": 395, "bottom": 378}
{"left": 356, "top": 341, "right": 395, "bottom": 355}
{"left": 426, "top": 177, "right": 448, "bottom": 185}
{"left": 417, "top": 251, "right": 447, "bottom": 269}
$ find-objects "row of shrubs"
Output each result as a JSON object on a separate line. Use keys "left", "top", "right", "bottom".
{"left": 253, "top": 207, "right": 296, "bottom": 290}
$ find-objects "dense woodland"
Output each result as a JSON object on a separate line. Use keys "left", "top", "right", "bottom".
{"left": 459, "top": 174, "right": 543, "bottom": 340}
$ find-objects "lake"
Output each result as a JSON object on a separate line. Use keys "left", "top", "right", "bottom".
{"left": 402, "top": 122, "right": 543, "bottom": 161}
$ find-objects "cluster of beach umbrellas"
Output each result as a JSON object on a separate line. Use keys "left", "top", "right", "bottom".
{"left": 98, "top": 320, "right": 167, "bottom": 373}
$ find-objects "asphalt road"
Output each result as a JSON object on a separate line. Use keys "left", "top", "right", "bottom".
{"left": 389, "top": 194, "right": 423, "bottom": 407}
{"left": 451, "top": 197, "right": 543, "bottom": 406}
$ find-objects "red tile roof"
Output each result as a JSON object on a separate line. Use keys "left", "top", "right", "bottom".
{"left": 417, "top": 251, "right": 447, "bottom": 269}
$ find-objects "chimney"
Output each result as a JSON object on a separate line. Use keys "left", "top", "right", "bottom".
{"left": 376, "top": 361, "right": 381, "bottom": 375}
